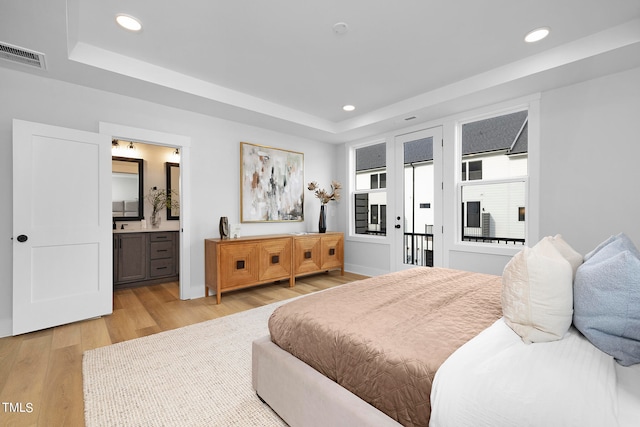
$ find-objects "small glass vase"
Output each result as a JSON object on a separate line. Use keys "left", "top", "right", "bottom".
{"left": 318, "top": 205, "right": 327, "bottom": 233}
{"left": 150, "top": 211, "right": 161, "bottom": 229}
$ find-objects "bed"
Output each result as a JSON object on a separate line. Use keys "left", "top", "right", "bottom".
{"left": 252, "top": 234, "right": 640, "bottom": 426}
{"left": 430, "top": 319, "right": 640, "bottom": 427}
{"left": 253, "top": 267, "right": 503, "bottom": 427}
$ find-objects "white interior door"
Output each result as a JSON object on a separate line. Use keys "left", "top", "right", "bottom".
{"left": 393, "top": 127, "right": 443, "bottom": 270}
{"left": 12, "top": 119, "right": 112, "bottom": 335}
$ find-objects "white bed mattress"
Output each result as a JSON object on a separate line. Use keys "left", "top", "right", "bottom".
{"left": 430, "top": 318, "right": 640, "bottom": 427}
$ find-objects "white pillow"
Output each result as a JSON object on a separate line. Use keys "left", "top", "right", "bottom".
{"left": 502, "top": 237, "right": 574, "bottom": 343}
{"left": 548, "top": 234, "right": 583, "bottom": 280}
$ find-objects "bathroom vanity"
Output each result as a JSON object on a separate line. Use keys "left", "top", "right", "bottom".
{"left": 113, "top": 230, "right": 179, "bottom": 289}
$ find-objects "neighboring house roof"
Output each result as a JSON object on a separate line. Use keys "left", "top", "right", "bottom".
{"left": 356, "top": 142, "right": 386, "bottom": 171}
{"left": 404, "top": 137, "right": 433, "bottom": 164}
{"left": 462, "top": 110, "right": 528, "bottom": 156}
{"left": 356, "top": 138, "right": 434, "bottom": 171}
{"left": 508, "top": 121, "right": 528, "bottom": 155}
{"left": 356, "top": 110, "right": 528, "bottom": 171}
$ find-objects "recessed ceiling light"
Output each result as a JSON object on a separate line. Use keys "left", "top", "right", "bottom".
{"left": 116, "top": 14, "right": 143, "bottom": 32}
{"left": 342, "top": 104, "right": 355, "bottom": 112}
{"left": 524, "top": 27, "right": 550, "bottom": 43}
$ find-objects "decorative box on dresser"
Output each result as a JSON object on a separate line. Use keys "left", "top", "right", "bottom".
{"left": 113, "top": 230, "right": 179, "bottom": 289}
{"left": 205, "top": 232, "right": 344, "bottom": 304}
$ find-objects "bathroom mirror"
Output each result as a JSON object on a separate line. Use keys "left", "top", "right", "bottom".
{"left": 112, "top": 156, "right": 144, "bottom": 221}
{"left": 166, "top": 162, "right": 180, "bottom": 220}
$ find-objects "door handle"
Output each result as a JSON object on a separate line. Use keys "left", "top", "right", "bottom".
{"left": 17, "top": 234, "right": 28, "bottom": 242}
{"left": 394, "top": 225, "right": 401, "bottom": 229}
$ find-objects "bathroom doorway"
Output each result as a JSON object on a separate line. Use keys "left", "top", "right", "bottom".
{"left": 101, "top": 122, "right": 191, "bottom": 300}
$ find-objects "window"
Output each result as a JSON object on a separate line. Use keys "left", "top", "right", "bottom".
{"left": 371, "top": 204, "right": 379, "bottom": 224}
{"left": 466, "top": 201, "right": 481, "bottom": 227}
{"left": 369, "top": 173, "right": 386, "bottom": 189}
{"left": 458, "top": 110, "right": 528, "bottom": 245}
{"left": 461, "top": 160, "right": 482, "bottom": 181}
{"left": 468, "top": 160, "right": 482, "bottom": 180}
{"left": 379, "top": 173, "right": 387, "bottom": 188}
{"left": 354, "top": 142, "right": 387, "bottom": 235}
{"left": 370, "top": 174, "right": 379, "bottom": 189}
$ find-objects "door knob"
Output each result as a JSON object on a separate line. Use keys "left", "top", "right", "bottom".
{"left": 17, "top": 234, "right": 28, "bottom": 242}
{"left": 394, "top": 225, "right": 401, "bottom": 229}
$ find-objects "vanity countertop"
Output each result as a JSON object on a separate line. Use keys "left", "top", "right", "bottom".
{"left": 113, "top": 228, "right": 179, "bottom": 234}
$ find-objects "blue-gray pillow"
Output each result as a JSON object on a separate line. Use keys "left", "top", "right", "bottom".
{"left": 573, "top": 235, "right": 640, "bottom": 366}
{"left": 584, "top": 232, "right": 640, "bottom": 261}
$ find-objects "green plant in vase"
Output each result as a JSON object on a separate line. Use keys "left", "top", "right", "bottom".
{"left": 145, "top": 187, "right": 179, "bottom": 228}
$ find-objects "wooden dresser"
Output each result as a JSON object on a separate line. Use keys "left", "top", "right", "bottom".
{"left": 205, "top": 232, "right": 344, "bottom": 303}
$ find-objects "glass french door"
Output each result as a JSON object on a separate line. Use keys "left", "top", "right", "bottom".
{"left": 393, "top": 127, "right": 443, "bottom": 270}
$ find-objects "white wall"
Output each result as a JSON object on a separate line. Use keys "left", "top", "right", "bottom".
{"left": 538, "top": 66, "right": 640, "bottom": 254}
{"left": 0, "top": 67, "right": 338, "bottom": 336}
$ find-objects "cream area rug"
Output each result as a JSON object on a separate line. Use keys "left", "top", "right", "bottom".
{"left": 83, "top": 301, "right": 290, "bottom": 427}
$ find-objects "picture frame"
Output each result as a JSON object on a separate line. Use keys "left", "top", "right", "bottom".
{"left": 240, "top": 142, "right": 304, "bottom": 222}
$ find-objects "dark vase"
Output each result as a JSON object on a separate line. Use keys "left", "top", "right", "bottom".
{"left": 219, "top": 216, "right": 229, "bottom": 239}
{"left": 318, "top": 205, "right": 327, "bottom": 233}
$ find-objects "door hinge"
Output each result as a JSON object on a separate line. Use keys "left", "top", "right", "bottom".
{"left": 441, "top": 182, "right": 444, "bottom": 190}
{"left": 441, "top": 139, "right": 444, "bottom": 147}
{"left": 441, "top": 226, "right": 444, "bottom": 234}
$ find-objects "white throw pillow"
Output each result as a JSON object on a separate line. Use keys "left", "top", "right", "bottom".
{"left": 548, "top": 234, "right": 583, "bottom": 280}
{"left": 502, "top": 237, "right": 574, "bottom": 343}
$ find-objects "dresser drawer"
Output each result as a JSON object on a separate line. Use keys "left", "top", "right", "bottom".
{"left": 150, "top": 241, "right": 174, "bottom": 259}
{"left": 219, "top": 242, "right": 260, "bottom": 289}
{"left": 294, "top": 236, "right": 321, "bottom": 275}
{"left": 149, "top": 258, "right": 175, "bottom": 278}
{"left": 259, "top": 238, "right": 292, "bottom": 281}
{"left": 149, "top": 232, "right": 174, "bottom": 243}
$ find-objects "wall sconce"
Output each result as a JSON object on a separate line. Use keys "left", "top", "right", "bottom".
{"left": 173, "top": 148, "right": 180, "bottom": 158}
{"left": 112, "top": 139, "right": 121, "bottom": 153}
{"left": 127, "top": 141, "right": 136, "bottom": 151}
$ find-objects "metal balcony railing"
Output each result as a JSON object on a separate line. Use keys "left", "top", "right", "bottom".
{"left": 404, "top": 232, "right": 434, "bottom": 267}
{"left": 462, "top": 227, "right": 525, "bottom": 245}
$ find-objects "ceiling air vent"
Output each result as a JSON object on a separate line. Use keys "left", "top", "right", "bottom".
{"left": 0, "top": 42, "right": 46, "bottom": 70}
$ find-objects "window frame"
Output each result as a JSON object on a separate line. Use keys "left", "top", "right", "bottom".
{"left": 349, "top": 140, "right": 389, "bottom": 240}
{"left": 454, "top": 105, "right": 533, "bottom": 251}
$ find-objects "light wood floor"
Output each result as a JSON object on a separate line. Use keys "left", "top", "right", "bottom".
{"left": 0, "top": 271, "right": 366, "bottom": 427}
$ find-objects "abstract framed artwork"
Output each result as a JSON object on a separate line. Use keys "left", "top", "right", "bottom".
{"left": 240, "top": 142, "right": 304, "bottom": 222}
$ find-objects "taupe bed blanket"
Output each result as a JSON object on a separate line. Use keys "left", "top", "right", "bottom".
{"left": 268, "top": 267, "right": 502, "bottom": 427}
